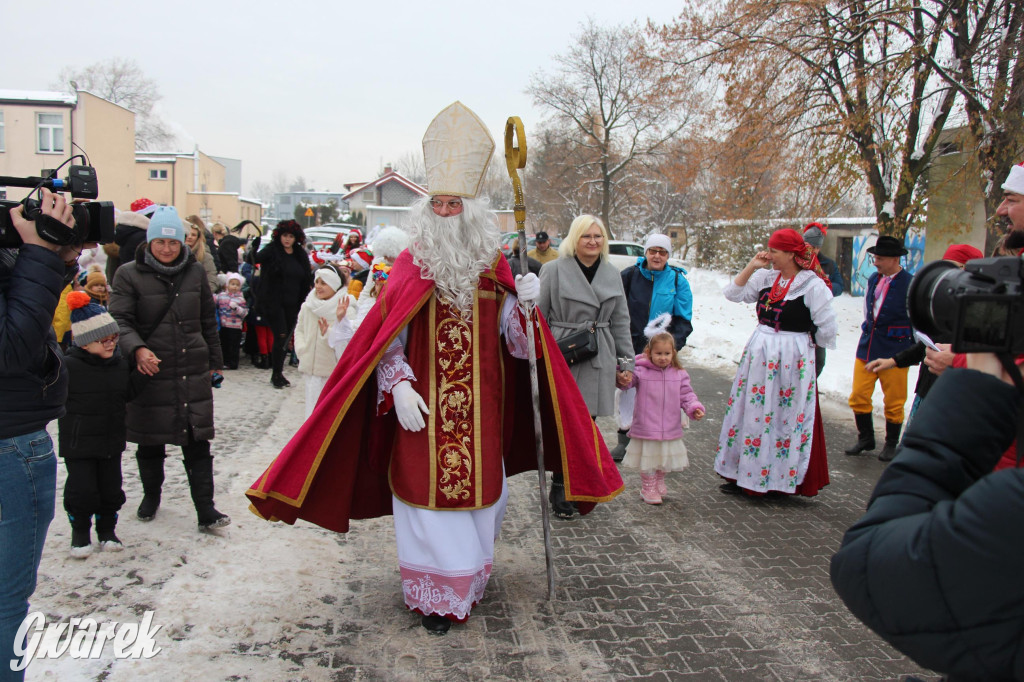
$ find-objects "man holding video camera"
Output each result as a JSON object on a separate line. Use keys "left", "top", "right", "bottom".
{"left": 0, "top": 188, "right": 79, "bottom": 681}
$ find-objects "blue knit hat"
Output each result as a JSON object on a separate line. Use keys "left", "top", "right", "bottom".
{"left": 67, "top": 291, "right": 119, "bottom": 347}
{"left": 147, "top": 206, "right": 186, "bottom": 243}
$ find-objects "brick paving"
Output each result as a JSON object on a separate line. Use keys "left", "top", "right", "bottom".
{"left": 30, "top": 362, "right": 939, "bottom": 681}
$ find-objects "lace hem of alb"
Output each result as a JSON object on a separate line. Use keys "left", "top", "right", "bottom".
{"left": 376, "top": 342, "right": 416, "bottom": 406}
{"left": 400, "top": 564, "right": 491, "bottom": 620}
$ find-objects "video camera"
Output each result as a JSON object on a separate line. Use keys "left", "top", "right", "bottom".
{"left": 0, "top": 164, "right": 115, "bottom": 248}
{"left": 908, "top": 255, "right": 1024, "bottom": 354}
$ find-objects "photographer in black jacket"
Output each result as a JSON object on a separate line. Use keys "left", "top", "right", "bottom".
{"left": 0, "top": 189, "right": 81, "bottom": 681}
{"left": 831, "top": 355, "right": 1024, "bottom": 681}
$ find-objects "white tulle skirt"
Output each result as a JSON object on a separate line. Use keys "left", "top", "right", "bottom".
{"left": 621, "top": 437, "right": 689, "bottom": 473}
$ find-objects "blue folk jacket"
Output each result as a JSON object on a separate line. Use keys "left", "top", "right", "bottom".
{"left": 856, "top": 268, "right": 914, "bottom": 362}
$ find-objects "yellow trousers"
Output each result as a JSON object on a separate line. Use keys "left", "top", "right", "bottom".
{"left": 848, "top": 358, "right": 909, "bottom": 423}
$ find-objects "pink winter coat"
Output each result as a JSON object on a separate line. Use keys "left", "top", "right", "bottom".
{"left": 625, "top": 355, "right": 704, "bottom": 441}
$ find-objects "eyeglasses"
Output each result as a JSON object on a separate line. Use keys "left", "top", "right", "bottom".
{"left": 99, "top": 334, "right": 119, "bottom": 346}
{"left": 429, "top": 199, "right": 463, "bottom": 210}
{"left": 646, "top": 248, "right": 669, "bottom": 256}
{"left": 580, "top": 234, "right": 604, "bottom": 243}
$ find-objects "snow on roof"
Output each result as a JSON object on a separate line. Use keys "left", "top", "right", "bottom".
{"left": 0, "top": 89, "right": 76, "bottom": 105}
{"left": 136, "top": 157, "right": 177, "bottom": 164}
{"left": 342, "top": 170, "right": 427, "bottom": 201}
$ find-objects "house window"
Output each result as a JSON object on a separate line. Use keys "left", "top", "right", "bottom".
{"left": 362, "top": 190, "right": 375, "bottom": 202}
{"left": 669, "top": 230, "right": 678, "bottom": 239}
{"left": 149, "top": 169, "right": 168, "bottom": 180}
{"left": 0, "top": 112, "right": 5, "bottom": 152}
{"left": 37, "top": 113, "right": 64, "bottom": 153}
{"left": 279, "top": 195, "right": 291, "bottom": 205}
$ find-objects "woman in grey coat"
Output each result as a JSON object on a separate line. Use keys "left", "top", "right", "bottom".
{"left": 109, "top": 206, "right": 229, "bottom": 531}
{"left": 538, "top": 214, "right": 633, "bottom": 518}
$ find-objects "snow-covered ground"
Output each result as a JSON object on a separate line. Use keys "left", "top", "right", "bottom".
{"left": 23, "top": 264, "right": 910, "bottom": 680}
{"left": 682, "top": 266, "right": 917, "bottom": 417}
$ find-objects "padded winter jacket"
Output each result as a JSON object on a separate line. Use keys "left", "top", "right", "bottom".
{"left": 830, "top": 369, "right": 1024, "bottom": 681}
{"left": 58, "top": 347, "right": 138, "bottom": 459}
{"left": 109, "top": 245, "right": 223, "bottom": 446}
{"left": 623, "top": 355, "right": 704, "bottom": 441}
{"left": 0, "top": 245, "right": 69, "bottom": 438}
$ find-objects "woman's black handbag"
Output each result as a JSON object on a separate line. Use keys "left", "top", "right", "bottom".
{"left": 557, "top": 325, "right": 598, "bottom": 365}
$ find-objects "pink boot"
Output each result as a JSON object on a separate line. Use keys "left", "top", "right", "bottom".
{"left": 655, "top": 470, "right": 667, "bottom": 496}
{"left": 640, "top": 472, "right": 662, "bottom": 505}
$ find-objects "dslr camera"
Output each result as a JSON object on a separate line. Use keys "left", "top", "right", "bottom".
{"left": 908, "top": 255, "right": 1024, "bottom": 354}
{"left": 0, "top": 164, "right": 115, "bottom": 247}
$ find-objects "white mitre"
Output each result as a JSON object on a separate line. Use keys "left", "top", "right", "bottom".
{"left": 1003, "top": 163, "right": 1024, "bottom": 196}
{"left": 422, "top": 101, "right": 495, "bottom": 198}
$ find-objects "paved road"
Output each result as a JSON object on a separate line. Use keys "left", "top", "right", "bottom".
{"left": 31, "top": 361, "right": 937, "bottom": 681}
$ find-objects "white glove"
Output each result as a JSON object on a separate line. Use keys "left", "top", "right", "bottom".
{"left": 515, "top": 273, "right": 540, "bottom": 304}
{"left": 392, "top": 380, "right": 429, "bottom": 432}
{"left": 229, "top": 301, "right": 239, "bottom": 309}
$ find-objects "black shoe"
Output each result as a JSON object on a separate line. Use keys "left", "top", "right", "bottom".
{"left": 548, "top": 481, "right": 577, "bottom": 519}
{"left": 271, "top": 373, "right": 290, "bottom": 389}
{"left": 70, "top": 528, "right": 93, "bottom": 559}
{"left": 288, "top": 353, "right": 300, "bottom": 367}
{"left": 421, "top": 614, "right": 451, "bottom": 634}
{"left": 719, "top": 482, "right": 743, "bottom": 495}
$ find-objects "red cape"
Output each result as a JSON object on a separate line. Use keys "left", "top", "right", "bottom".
{"left": 246, "top": 251, "right": 623, "bottom": 532}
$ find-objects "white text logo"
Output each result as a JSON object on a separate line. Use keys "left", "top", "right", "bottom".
{"left": 10, "top": 611, "right": 162, "bottom": 671}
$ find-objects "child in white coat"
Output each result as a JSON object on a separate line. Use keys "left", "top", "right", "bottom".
{"left": 295, "top": 266, "right": 352, "bottom": 418}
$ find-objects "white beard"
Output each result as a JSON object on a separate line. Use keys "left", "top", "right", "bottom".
{"left": 408, "top": 198, "right": 501, "bottom": 319}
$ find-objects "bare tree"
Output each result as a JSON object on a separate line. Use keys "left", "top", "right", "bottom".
{"left": 248, "top": 181, "right": 273, "bottom": 202}
{"left": 393, "top": 151, "right": 427, "bottom": 185}
{"left": 55, "top": 58, "right": 174, "bottom": 151}
{"left": 942, "top": 0, "right": 1024, "bottom": 247}
{"left": 528, "top": 19, "right": 694, "bottom": 237}
{"left": 651, "top": 0, "right": 976, "bottom": 238}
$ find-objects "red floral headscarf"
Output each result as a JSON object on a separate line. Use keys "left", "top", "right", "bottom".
{"left": 768, "top": 229, "right": 831, "bottom": 288}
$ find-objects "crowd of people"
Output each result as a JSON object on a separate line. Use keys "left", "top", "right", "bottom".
{"left": 5, "top": 99, "right": 1024, "bottom": 678}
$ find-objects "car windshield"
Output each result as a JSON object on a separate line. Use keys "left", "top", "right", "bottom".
{"left": 609, "top": 243, "right": 644, "bottom": 257}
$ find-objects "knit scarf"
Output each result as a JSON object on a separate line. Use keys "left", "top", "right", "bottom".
{"left": 302, "top": 287, "right": 343, "bottom": 318}
{"left": 143, "top": 245, "right": 193, "bottom": 277}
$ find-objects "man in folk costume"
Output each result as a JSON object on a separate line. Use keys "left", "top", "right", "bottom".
{"left": 246, "top": 102, "right": 623, "bottom": 634}
{"left": 845, "top": 236, "right": 914, "bottom": 462}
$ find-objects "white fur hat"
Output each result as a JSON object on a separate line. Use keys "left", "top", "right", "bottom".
{"left": 368, "top": 226, "right": 410, "bottom": 262}
{"left": 422, "top": 101, "right": 494, "bottom": 198}
{"left": 1003, "top": 163, "right": 1024, "bottom": 196}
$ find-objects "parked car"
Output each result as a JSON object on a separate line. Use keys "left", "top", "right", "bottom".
{"left": 499, "top": 232, "right": 562, "bottom": 258}
{"left": 304, "top": 224, "right": 356, "bottom": 245}
{"left": 607, "top": 241, "right": 686, "bottom": 271}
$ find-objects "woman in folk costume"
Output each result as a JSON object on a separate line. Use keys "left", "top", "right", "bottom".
{"left": 247, "top": 102, "right": 623, "bottom": 635}
{"left": 714, "top": 228, "right": 837, "bottom": 497}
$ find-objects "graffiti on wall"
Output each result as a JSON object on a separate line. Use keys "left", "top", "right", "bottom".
{"left": 849, "top": 231, "right": 925, "bottom": 296}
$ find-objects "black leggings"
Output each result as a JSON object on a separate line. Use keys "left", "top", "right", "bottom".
{"left": 264, "top": 305, "right": 299, "bottom": 375}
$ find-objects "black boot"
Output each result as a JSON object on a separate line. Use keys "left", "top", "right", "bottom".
{"left": 68, "top": 513, "right": 93, "bottom": 559}
{"left": 548, "top": 477, "right": 576, "bottom": 519}
{"left": 609, "top": 430, "right": 630, "bottom": 463}
{"left": 271, "top": 372, "right": 291, "bottom": 388}
{"left": 185, "top": 456, "right": 231, "bottom": 530}
{"left": 95, "top": 513, "right": 124, "bottom": 552}
{"left": 844, "top": 412, "right": 876, "bottom": 455}
{"left": 256, "top": 354, "right": 270, "bottom": 369}
{"left": 877, "top": 421, "right": 903, "bottom": 462}
{"left": 421, "top": 614, "right": 452, "bottom": 634}
{"left": 136, "top": 456, "right": 165, "bottom": 521}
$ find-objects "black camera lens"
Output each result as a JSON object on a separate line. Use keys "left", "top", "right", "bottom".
{"left": 907, "top": 260, "right": 960, "bottom": 342}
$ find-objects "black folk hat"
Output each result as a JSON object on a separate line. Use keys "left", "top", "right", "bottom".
{"left": 866, "top": 235, "right": 908, "bottom": 257}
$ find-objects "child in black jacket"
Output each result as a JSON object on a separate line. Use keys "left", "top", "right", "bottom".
{"left": 59, "top": 292, "right": 141, "bottom": 558}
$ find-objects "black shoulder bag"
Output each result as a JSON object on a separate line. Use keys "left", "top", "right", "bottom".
{"left": 557, "top": 324, "right": 598, "bottom": 365}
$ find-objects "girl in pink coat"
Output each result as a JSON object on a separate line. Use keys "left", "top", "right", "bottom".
{"left": 621, "top": 330, "right": 705, "bottom": 504}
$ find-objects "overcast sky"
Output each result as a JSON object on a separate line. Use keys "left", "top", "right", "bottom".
{"left": 2, "top": 0, "right": 685, "bottom": 196}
